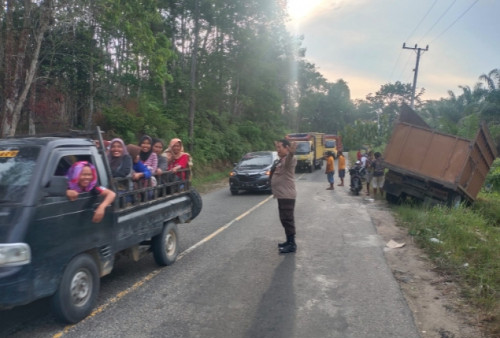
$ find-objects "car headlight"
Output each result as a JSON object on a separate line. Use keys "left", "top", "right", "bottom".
{"left": 229, "top": 171, "right": 236, "bottom": 177}
{"left": 0, "top": 243, "right": 31, "bottom": 267}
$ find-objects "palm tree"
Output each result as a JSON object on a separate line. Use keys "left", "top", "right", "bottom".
{"left": 479, "top": 69, "right": 500, "bottom": 91}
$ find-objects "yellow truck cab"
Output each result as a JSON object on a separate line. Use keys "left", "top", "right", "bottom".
{"left": 285, "top": 132, "right": 325, "bottom": 173}
{"left": 324, "top": 134, "right": 342, "bottom": 158}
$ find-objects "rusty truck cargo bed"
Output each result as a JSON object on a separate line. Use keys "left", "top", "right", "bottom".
{"left": 383, "top": 105, "right": 497, "bottom": 202}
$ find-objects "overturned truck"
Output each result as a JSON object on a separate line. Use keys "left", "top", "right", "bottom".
{"left": 383, "top": 104, "right": 497, "bottom": 206}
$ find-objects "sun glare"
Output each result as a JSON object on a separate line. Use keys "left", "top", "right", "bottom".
{"left": 287, "top": 0, "right": 324, "bottom": 21}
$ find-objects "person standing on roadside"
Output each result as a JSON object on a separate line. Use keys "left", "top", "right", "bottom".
{"left": 363, "top": 151, "right": 374, "bottom": 195}
{"left": 325, "top": 151, "right": 335, "bottom": 190}
{"left": 271, "top": 139, "right": 298, "bottom": 254}
{"left": 337, "top": 151, "right": 346, "bottom": 186}
{"left": 371, "top": 152, "right": 385, "bottom": 197}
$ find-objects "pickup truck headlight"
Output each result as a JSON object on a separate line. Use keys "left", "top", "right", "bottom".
{"left": 0, "top": 243, "right": 31, "bottom": 267}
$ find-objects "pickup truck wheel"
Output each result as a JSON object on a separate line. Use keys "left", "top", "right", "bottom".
{"left": 152, "top": 222, "right": 179, "bottom": 266}
{"left": 230, "top": 189, "right": 239, "bottom": 195}
{"left": 189, "top": 188, "right": 203, "bottom": 219}
{"left": 51, "top": 254, "right": 99, "bottom": 323}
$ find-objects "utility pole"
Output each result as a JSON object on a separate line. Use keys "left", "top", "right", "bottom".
{"left": 403, "top": 43, "right": 429, "bottom": 109}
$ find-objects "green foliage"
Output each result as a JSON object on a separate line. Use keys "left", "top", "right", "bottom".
{"left": 100, "top": 106, "right": 143, "bottom": 144}
{"left": 395, "top": 203, "right": 499, "bottom": 313}
{"left": 484, "top": 158, "right": 500, "bottom": 192}
{"left": 472, "top": 192, "right": 500, "bottom": 227}
{"left": 139, "top": 97, "right": 177, "bottom": 140}
{"left": 99, "top": 95, "right": 176, "bottom": 143}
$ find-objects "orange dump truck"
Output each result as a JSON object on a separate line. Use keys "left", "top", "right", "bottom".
{"left": 383, "top": 104, "right": 497, "bottom": 206}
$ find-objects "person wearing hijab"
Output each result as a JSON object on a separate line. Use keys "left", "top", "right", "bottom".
{"left": 163, "top": 147, "right": 172, "bottom": 164}
{"left": 108, "top": 138, "right": 132, "bottom": 178}
{"left": 167, "top": 138, "right": 190, "bottom": 180}
{"left": 127, "top": 144, "right": 152, "bottom": 181}
{"left": 152, "top": 138, "right": 167, "bottom": 175}
{"left": 139, "top": 135, "right": 158, "bottom": 175}
{"left": 66, "top": 161, "right": 116, "bottom": 223}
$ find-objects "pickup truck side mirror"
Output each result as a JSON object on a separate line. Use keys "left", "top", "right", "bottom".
{"left": 46, "top": 176, "right": 69, "bottom": 197}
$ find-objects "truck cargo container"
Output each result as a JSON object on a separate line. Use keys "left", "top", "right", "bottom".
{"left": 383, "top": 104, "right": 497, "bottom": 206}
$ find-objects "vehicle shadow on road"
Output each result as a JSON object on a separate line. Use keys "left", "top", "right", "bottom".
{"left": 244, "top": 255, "right": 296, "bottom": 338}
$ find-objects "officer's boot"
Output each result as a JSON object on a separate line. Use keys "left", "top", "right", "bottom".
{"left": 279, "top": 235, "right": 296, "bottom": 253}
{"left": 278, "top": 235, "right": 293, "bottom": 248}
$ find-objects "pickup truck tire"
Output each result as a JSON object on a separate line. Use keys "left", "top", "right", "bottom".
{"left": 189, "top": 188, "right": 203, "bottom": 219}
{"left": 152, "top": 222, "right": 179, "bottom": 266}
{"left": 51, "top": 254, "right": 100, "bottom": 323}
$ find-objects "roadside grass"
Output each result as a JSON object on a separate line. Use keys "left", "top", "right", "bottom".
{"left": 191, "top": 171, "right": 229, "bottom": 192}
{"left": 191, "top": 163, "right": 232, "bottom": 193}
{"left": 393, "top": 197, "right": 500, "bottom": 334}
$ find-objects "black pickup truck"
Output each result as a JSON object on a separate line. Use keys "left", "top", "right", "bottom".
{"left": 0, "top": 129, "right": 202, "bottom": 323}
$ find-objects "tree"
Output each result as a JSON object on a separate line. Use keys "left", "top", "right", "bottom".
{"left": 1, "top": 0, "right": 53, "bottom": 136}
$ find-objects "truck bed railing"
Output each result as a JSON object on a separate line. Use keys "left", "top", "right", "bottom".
{"left": 113, "top": 169, "right": 191, "bottom": 211}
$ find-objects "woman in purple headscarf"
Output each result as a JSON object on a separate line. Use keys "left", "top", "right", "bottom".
{"left": 66, "top": 161, "right": 116, "bottom": 223}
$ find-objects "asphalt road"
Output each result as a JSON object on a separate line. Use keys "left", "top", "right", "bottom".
{"left": 0, "top": 165, "right": 420, "bottom": 338}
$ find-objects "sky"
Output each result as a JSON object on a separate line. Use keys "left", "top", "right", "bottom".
{"left": 286, "top": 0, "right": 500, "bottom": 101}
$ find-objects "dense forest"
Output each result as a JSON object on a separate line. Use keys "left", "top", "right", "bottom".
{"left": 1, "top": 0, "right": 499, "bottom": 167}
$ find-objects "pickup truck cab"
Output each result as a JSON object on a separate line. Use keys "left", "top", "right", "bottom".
{"left": 0, "top": 130, "right": 202, "bottom": 323}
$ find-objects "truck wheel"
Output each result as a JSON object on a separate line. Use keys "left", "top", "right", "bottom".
{"left": 189, "top": 188, "right": 203, "bottom": 219}
{"left": 447, "top": 193, "right": 462, "bottom": 208}
{"left": 152, "top": 222, "right": 179, "bottom": 266}
{"left": 308, "top": 165, "right": 313, "bottom": 173}
{"left": 52, "top": 254, "right": 100, "bottom": 323}
{"left": 386, "top": 193, "right": 400, "bottom": 204}
{"left": 230, "top": 189, "right": 239, "bottom": 195}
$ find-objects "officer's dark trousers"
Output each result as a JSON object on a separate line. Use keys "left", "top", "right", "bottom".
{"left": 277, "top": 198, "right": 296, "bottom": 237}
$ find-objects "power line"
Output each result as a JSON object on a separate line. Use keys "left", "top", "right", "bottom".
{"left": 404, "top": 0, "right": 438, "bottom": 43}
{"left": 403, "top": 43, "right": 429, "bottom": 109}
{"left": 389, "top": 1, "right": 437, "bottom": 84}
{"left": 389, "top": 50, "right": 403, "bottom": 82}
{"left": 418, "top": 0, "right": 457, "bottom": 44}
{"left": 397, "top": 52, "right": 414, "bottom": 83}
{"left": 429, "top": 0, "right": 480, "bottom": 44}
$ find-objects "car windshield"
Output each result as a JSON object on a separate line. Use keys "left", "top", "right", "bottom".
{"left": 238, "top": 153, "right": 272, "bottom": 169}
{"left": 295, "top": 142, "right": 311, "bottom": 154}
{"left": 325, "top": 140, "right": 336, "bottom": 148}
{"left": 0, "top": 146, "right": 40, "bottom": 203}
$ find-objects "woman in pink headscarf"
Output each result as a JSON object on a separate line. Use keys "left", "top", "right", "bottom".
{"left": 66, "top": 161, "right": 116, "bottom": 223}
{"left": 167, "top": 138, "right": 190, "bottom": 180}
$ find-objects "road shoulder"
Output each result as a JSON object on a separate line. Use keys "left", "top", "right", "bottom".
{"left": 367, "top": 198, "right": 484, "bottom": 338}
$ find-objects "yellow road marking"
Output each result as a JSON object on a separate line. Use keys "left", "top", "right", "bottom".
{"left": 53, "top": 194, "right": 273, "bottom": 337}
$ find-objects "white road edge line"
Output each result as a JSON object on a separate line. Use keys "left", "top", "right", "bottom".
{"left": 54, "top": 174, "right": 306, "bottom": 337}
{"left": 177, "top": 194, "right": 274, "bottom": 260}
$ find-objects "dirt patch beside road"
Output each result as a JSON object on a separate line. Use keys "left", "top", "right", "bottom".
{"left": 367, "top": 197, "right": 485, "bottom": 338}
